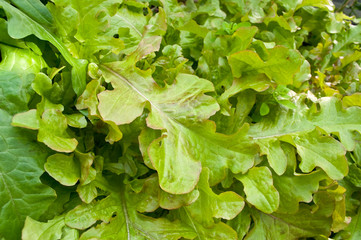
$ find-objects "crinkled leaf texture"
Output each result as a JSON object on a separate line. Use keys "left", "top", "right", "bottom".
{"left": 0, "top": 110, "right": 55, "bottom": 240}
{"left": 249, "top": 97, "right": 353, "bottom": 180}
{"left": 64, "top": 177, "right": 196, "bottom": 240}
{"left": 0, "top": 0, "right": 88, "bottom": 95}
{"left": 0, "top": 22, "right": 56, "bottom": 239}
{"left": 99, "top": 61, "right": 257, "bottom": 194}
{"left": 245, "top": 205, "right": 332, "bottom": 240}
{"left": 22, "top": 215, "right": 78, "bottom": 240}
{"left": 2, "top": 0, "right": 361, "bottom": 239}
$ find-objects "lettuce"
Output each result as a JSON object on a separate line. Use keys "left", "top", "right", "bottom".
{"left": 1, "top": 0, "right": 361, "bottom": 239}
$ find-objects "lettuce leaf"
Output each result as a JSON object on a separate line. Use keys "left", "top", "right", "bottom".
{"left": 0, "top": 0, "right": 360, "bottom": 239}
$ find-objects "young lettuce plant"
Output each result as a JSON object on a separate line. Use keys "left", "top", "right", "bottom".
{"left": 1, "top": 0, "right": 361, "bottom": 239}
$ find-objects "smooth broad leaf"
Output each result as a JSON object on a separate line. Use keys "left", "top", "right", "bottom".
{"left": 228, "top": 46, "right": 304, "bottom": 85}
{"left": 65, "top": 114, "right": 87, "bottom": 128}
{"left": 65, "top": 177, "right": 196, "bottom": 240}
{"left": 0, "top": 0, "right": 88, "bottom": 95}
{"left": 0, "top": 110, "right": 55, "bottom": 240}
{"left": 0, "top": 70, "right": 35, "bottom": 116}
{"left": 235, "top": 167, "right": 280, "bottom": 214}
{"left": 10, "top": 0, "right": 53, "bottom": 27}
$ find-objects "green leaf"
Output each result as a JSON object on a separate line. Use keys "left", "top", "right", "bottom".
{"left": 37, "top": 109, "right": 79, "bottom": 153}
{"left": 249, "top": 97, "right": 359, "bottom": 179}
{"left": 245, "top": 205, "right": 332, "bottom": 240}
{"left": 227, "top": 206, "right": 252, "bottom": 240}
{"left": 22, "top": 215, "right": 79, "bottom": 240}
{"left": 222, "top": 0, "right": 271, "bottom": 23}
{"left": 99, "top": 61, "right": 257, "bottom": 194}
{"left": 0, "top": 110, "right": 55, "bottom": 240}
{"left": 260, "top": 102, "right": 270, "bottom": 116}
{"left": 1, "top": 0, "right": 360, "bottom": 238}
{"left": 346, "top": 164, "right": 361, "bottom": 188}
{"left": 65, "top": 177, "right": 196, "bottom": 240}
{"left": 236, "top": 167, "right": 280, "bottom": 214}
{"left": 270, "top": 142, "right": 329, "bottom": 214}
{"left": 343, "top": 93, "right": 361, "bottom": 108}
{"left": 65, "top": 113, "right": 87, "bottom": 128}
{"left": 44, "top": 154, "right": 81, "bottom": 186}
{"left": 148, "top": 122, "right": 257, "bottom": 194}
{"left": 173, "top": 208, "right": 238, "bottom": 240}
{"left": 0, "top": 0, "right": 88, "bottom": 95}
{"left": 159, "top": 188, "right": 200, "bottom": 210}
{"left": 297, "top": 0, "right": 334, "bottom": 11}
{"left": 228, "top": 46, "right": 304, "bottom": 85}
{"left": 312, "top": 98, "right": 361, "bottom": 151}
{"left": 0, "top": 44, "right": 47, "bottom": 115}
{"left": 12, "top": 109, "right": 40, "bottom": 130}
{"left": 345, "top": 206, "right": 361, "bottom": 240}
{"left": 76, "top": 78, "right": 104, "bottom": 116}
{"left": 293, "top": 129, "right": 348, "bottom": 180}
{"left": 10, "top": 0, "right": 53, "bottom": 27}
{"left": 185, "top": 168, "right": 244, "bottom": 225}
{"left": 48, "top": 0, "right": 125, "bottom": 58}
{"left": 274, "top": 169, "right": 327, "bottom": 213}
{"left": 257, "top": 139, "right": 287, "bottom": 175}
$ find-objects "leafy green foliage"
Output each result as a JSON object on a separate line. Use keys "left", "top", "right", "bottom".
{"left": 1, "top": 0, "right": 361, "bottom": 239}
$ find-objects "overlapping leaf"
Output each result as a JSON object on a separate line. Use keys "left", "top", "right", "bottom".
{"left": 96, "top": 11, "right": 258, "bottom": 194}
{"left": 0, "top": 0, "right": 87, "bottom": 95}
{"left": 64, "top": 176, "right": 196, "bottom": 240}
{"left": 1, "top": 0, "right": 361, "bottom": 239}
{"left": 248, "top": 96, "right": 359, "bottom": 179}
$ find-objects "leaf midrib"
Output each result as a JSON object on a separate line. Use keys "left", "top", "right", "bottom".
{"left": 0, "top": 0, "right": 78, "bottom": 67}
{"left": 99, "top": 65, "right": 163, "bottom": 114}
{"left": 268, "top": 212, "right": 329, "bottom": 237}
{"left": 100, "top": 64, "right": 252, "bottom": 158}
{"left": 249, "top": 122, "right": 361, "bottom": 140}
